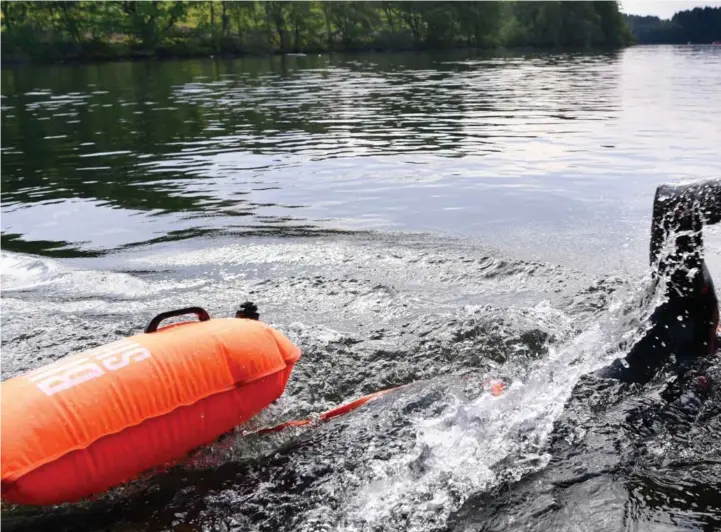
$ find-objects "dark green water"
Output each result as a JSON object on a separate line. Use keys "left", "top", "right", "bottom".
{"left": 3, "top": 47, "right": 719, "bottom": 268}
{"left": 2, "top": 47, "right": 721, "bottom": 531}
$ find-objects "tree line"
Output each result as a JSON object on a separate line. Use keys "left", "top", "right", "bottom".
{"left": 1, "top": 1, "right": 632, "bottom": 63}
{"left": 624, "top": 7, "right": 721, "bottom": 44}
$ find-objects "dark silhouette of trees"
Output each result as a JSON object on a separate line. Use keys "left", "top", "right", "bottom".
{"left": 625, "top": 7, "right": 721, "bottom": 44}
{"left": 2, "top": 1, "right": 634, "bottom": 63}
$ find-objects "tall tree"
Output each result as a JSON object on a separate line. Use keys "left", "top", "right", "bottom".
{"left": 264, "top": 1, "right": 288, "bottom": 51}
{"left": 121, "top": 1, "right": 187, "bottom": 48}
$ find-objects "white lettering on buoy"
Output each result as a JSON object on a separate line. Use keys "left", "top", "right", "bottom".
{"left": 97, "top": 345, "right": 151, "bottom": 371}
{"left": 35, "top": 362, "right": 106, "bottom": 396}
{"left": 25, "top": 340, "right": 152, "bottom": 396}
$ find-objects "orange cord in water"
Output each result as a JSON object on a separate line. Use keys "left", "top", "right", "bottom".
{"left": 256, "top": 387, "right": 401, "bottom": 434}
{"left": 255, "top": 377, "right": 508, "bottom": 435}
{"left": 490, "top": 380, "right": 507, "bottom": 396}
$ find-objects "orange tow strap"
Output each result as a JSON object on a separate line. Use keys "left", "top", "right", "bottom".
{"left": 255, "top": 386, "right": 403, "bottom": 435}
{"left": 253, "top": 377, "right": 507, "bottom": 436}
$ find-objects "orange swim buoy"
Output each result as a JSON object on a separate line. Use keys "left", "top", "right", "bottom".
{"left": 1, "top": 306, "right": 300, "bottom": 506}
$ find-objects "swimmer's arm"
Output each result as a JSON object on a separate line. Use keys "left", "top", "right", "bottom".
{"left": 649, "top": 180, "right": 721, "bottom": 267}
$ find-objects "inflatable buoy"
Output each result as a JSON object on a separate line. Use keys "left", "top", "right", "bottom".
{"left": 1, "top": 305, "right": 300, "bottom": 506}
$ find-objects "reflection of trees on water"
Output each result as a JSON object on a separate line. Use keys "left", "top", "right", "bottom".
{"left": 2, "top": 51, "right": 622, "bottom": 255}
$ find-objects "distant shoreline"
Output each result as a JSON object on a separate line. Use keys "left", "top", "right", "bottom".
{"left": 4, "top": 3, "right": 718, "bottom": 68}
{"left": 0, "top": 2, "right": 635, "bottom": 68}
{"left": 1, "top": 43, "right": 633, "bottom": 68}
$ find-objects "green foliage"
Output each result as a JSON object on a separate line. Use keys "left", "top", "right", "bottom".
{"left": 1, "top": 1, "right": 633, "bottom": 63}
{"left": 624, "top": 7, "right": 721, "bottom": 44}
{"left": 499, "top": 2, "right": 630, "bottom": 48}
{"left": 120, "top": 1, "right": 188, "bottom": 47}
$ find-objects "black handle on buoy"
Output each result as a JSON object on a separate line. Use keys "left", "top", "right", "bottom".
{"left": 236, "top": 301, "right": 259, "bottom": 320}
{"left": 145, "top": 307, "right": 211, "bottom": 333}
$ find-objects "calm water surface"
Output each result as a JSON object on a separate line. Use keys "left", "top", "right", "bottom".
{"left": 3, "top": 46, "right": 719, "bottom": 269}
{"left": 2, "top": 46, "right": 721, "bottom": 532}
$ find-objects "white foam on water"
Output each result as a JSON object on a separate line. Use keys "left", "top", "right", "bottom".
{"left": 0, "top": 251, "right": 184, "bottom": 300}
{"left": 1, "top": 251, "right": 63, "bottom": 291}
{"left": 336, "top": 276, "right": 661, "bottom": 531}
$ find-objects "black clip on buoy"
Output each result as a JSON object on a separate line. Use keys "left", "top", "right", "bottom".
{"left": 236, "top": 301, "right": 259, "bottom": 320}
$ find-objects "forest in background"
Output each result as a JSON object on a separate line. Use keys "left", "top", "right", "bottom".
{"left": 1, "top": 1, "right": 633, "bottom": 63}
{"left": 624, "top": 7, "right": 721, "bottom": 44}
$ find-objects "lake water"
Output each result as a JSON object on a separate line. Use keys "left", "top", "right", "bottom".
{"left": 2, "top": 46, "right": 721, "bottom": 531}
{"left": 3, "top": 46, "right": 720, "bottom": 269}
